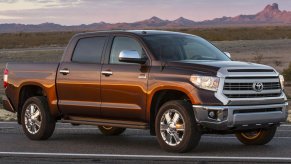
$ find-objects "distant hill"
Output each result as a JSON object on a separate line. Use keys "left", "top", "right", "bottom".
{"left": 204, "top": 3, "right": 291, "bottom": 25}
{"left": 0, "top": 3, "right": 291, "bottom": 33}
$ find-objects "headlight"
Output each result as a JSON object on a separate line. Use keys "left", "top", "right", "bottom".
{"left": 279, "top": 75, "right": 284, "bottom": 90}
{"left": 190, "top": 75, "right": 220, "bottom": 91}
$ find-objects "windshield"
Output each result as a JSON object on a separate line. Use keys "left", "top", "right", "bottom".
{"left": 143, "top": 34, "right": 230, "bottom": 61}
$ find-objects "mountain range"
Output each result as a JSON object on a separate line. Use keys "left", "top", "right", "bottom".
{"left": 0, "top": 3, "right": 291, "bottom": 33}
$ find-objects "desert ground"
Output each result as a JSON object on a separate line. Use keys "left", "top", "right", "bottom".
{"left": 0, "top": 39, "right": 290, "bottom": 121}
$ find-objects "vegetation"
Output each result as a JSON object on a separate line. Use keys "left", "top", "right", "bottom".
{"left": 0, "top": 31, "right": 76, "bottom": 49}
{"left": 283, "top": 62, "right": 291, "bottom": 82}
{"left": 172, "top": 26, "right": 291, "bottom": 41}
{"left": 1, "top": 26, "right": 291, "bottom": 49}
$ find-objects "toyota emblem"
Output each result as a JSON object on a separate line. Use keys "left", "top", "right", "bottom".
{"left": 253, "top": 82, "right": 263, "bottom": 92}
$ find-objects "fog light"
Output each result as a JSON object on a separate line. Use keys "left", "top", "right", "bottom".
{"left": 208, "top": 111, "right": 217, "bottom": 119}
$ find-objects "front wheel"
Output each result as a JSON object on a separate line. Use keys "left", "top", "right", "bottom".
{"left": 155, "top": 100, "right": 201, "bottom": 153}
{"left": 21, "top": 96, "right": 56, "bottom": 140}
{"left": 235, "top": 127, "right": 277, "bottom": 145}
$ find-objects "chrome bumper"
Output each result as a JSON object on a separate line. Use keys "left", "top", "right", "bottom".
{"left": 193, "top": 102, "right": 288, "bottom": 130}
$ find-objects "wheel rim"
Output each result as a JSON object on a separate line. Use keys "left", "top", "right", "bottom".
{"left": 241, "top": 129, "right": 262, "bottom": 140}
{"left": 102, "top": 126, "right": 113, "bottom": 130}
{"left": 24, "top": 104, "right": 42, "bottom": 134}
{"left": 160, "top": 109, "right": 185, "bottom": 146}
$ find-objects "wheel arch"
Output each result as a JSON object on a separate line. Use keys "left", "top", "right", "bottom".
{"left": 148, "top": 88, "right": 194, "bottom": 136}
{"left": 17, "top": 84, "right": 48, "bottom": 124}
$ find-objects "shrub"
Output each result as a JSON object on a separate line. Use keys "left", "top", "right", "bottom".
{"left": 253, "top": 52, "right": 264, "bottom": 64}
{"left": 283, "top": 62, "right": 291, "bottom": 82}
{"left": 273, "top": 60, "right": 282, "bottom": 67}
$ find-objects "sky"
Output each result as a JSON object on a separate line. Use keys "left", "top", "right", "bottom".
{"left": 0, "top": 0, "right": 291, "bottom": 25}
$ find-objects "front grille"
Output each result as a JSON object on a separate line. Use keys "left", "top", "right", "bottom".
{"left": 224, "top": 82, "right": 281, "bottom": 90}
{"left": 223, "top": 76, "right": 282, "bottom": 98}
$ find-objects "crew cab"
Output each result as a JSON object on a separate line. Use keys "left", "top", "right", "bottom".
{"left": 2, "top": 30, "right": 288, "bottom": 152}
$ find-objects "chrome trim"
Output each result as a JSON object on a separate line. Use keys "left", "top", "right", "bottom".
{"left": 223, "top": 89, "right": 281, "bottom": 95}
{"left": 119, "top": 50, "right": 141, "bottom": 59}
{"left": 59, "top": 69, "right": 70, "bottom": 75}
{"left": 101, "top": 71, "right": 113, "bottom": 76}
{"left": 193, "top": 102, "right": 288, "bottom": 130}
{"left": 138, "top": 74, "right": 147, "bottom": 79}
{"left": 215, "top": 67, "right": 286, "bottom": 105}
{"left": 224, "top": 78, "right": 279, "bottom": 83}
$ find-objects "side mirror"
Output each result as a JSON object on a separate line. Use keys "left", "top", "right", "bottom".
{"left": 119, "top": 50, "right": 147, "bottom": 64}
{"left": 224, "top": 52, "right": 231, "bottom": 58}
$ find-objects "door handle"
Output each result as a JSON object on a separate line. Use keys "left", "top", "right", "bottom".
{"left": 60, "top": 69, "right": 70, "bottom": 75}
{"left": 101, "top": 71, "right": 113, "bottom": 76}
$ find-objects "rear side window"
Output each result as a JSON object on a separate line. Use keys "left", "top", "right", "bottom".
{"left": 72, "top": 37, "right": 106, "bottom": 63}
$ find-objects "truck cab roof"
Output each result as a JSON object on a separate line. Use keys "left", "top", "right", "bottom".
{"left": 74, "top": 30, "right": 190, "bottom": 38}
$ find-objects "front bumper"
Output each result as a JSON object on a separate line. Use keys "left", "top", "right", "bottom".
{"left": 2, "top": 95, "right": 16, "bottom": 113}
{"left": 193, "top": 102, "right": 288, "bottom": 130}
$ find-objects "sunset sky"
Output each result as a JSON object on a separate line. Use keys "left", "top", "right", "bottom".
{"left": 0, "top": 0, "right": 291, "bottom": 25}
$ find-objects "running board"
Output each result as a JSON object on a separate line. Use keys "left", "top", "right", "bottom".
{"left": 62, "top": 116, "right": 149, "bottom": 129}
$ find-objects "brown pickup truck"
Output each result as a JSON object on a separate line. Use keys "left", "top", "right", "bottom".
{"left": 2, "top": 30, "right": 288, "bottom": 152}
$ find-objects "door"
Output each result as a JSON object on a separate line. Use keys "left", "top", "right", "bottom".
{"left": 101, "top": 36, "right": 150, "bottom": 121}
{"left": 56, "top": 36, "right": 107, "bottom": 117}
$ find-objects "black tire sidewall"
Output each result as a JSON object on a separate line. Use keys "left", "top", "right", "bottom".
{"left": 235, "top": 127, "right": 277, "bottom": 145}
{"left": 98, "top": 126, "right": 126, "bottom": 136}
{"left": 155, "top": 100, "right": 201, "bottom": 153}
{"left": 21, "top": 96, "right": 55, "bottom": 140}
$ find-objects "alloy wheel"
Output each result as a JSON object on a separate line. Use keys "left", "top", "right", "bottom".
{"left": 160, "top": 109, "right": 185, "bottom": 146}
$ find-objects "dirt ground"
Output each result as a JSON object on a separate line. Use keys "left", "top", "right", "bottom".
{"left": 0, "top": 39, "right": 290, "bottom": 121}
{"left": 0, "top": 109, "right": 16, "bottom": 121}
{"left": 213, "top": 39, "right": 291, "bottom": 72}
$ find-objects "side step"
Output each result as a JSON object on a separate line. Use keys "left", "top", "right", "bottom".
{"left": 62, "top": 116, "right": 149, "bottom": 129}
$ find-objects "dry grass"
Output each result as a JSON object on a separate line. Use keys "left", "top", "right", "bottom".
{"left": 1, "top": 26, "right": 291, "bottom": 49}
{"left": 0, "top": 32, "right": 74, "bottom": 49}
{"left": 0, "top": 109, "right": 16, "bottom": 121}
{"left": 213, "top": 39, "right": 291, "bottom": 72}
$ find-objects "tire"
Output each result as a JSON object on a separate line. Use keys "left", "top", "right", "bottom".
{"left": 98, "top": 126, "right": 126, "bottom": 136}
{"left": 155, "top": 100, "right": 201, "bottom": 153}
{"left": 21, "top": 96, "right": 56, "bottom": 140}
{"left": 235, "top": 127, "right": 277, "bottom": 145}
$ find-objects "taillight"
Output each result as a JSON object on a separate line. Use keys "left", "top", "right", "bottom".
{"left": 3, "top": 68, "right": 8, "bottom": 88}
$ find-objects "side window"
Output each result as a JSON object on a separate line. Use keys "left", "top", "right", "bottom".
{"left": 110, "top": 37, "right": 144, "bottom": 64}
{"left": 72, "top": 37, "right": 106, "bottom": 63}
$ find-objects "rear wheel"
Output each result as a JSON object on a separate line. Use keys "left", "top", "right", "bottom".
{"left": 21, "top": 96, "right": 56, "bottom": 140}
{"left": 98, "top": 126, "right": 126, "bottom": 136}
{"left": 155, "top": 100, "right": 201, "bottom": 153}
{"left": 235, "top": 127, "right": 277, "bottom": 145}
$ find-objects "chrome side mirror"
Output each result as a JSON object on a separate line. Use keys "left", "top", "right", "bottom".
{"left": 224, "top": 52, "right": 231, "bottom": 58}
{"left": 119, "top": 50, "right": 147, "bottom": 64}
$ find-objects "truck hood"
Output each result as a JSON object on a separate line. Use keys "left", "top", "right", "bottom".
{"left": 167, "top": 60, "right": 274, "bottom": 75}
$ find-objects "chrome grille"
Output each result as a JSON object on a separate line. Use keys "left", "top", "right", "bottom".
{"left": 223, "top": 76, "right": 282, "bottom": 98}
{"left": 224, "top": 82, "right": 281, "bottom": 90}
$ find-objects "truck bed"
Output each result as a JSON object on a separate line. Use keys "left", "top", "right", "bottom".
{"left": 4, "top": 62, "right": 60, "bottom": 116}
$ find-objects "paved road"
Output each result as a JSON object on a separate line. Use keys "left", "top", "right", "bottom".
{"left": 0, "top": 122, "right": 291, "bottom": 164}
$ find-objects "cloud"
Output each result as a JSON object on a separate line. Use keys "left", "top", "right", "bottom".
{"left": 0, "top": 0, "right": 291, "bottom": 25}
{"left": 0, "top": 15, "right": 22, "bottom": 19}
{"left": 0, "top": 0, "right": 17, "bottom": 3}
{"left": 0, "top": 0, "right": 81, "bottom": 11}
